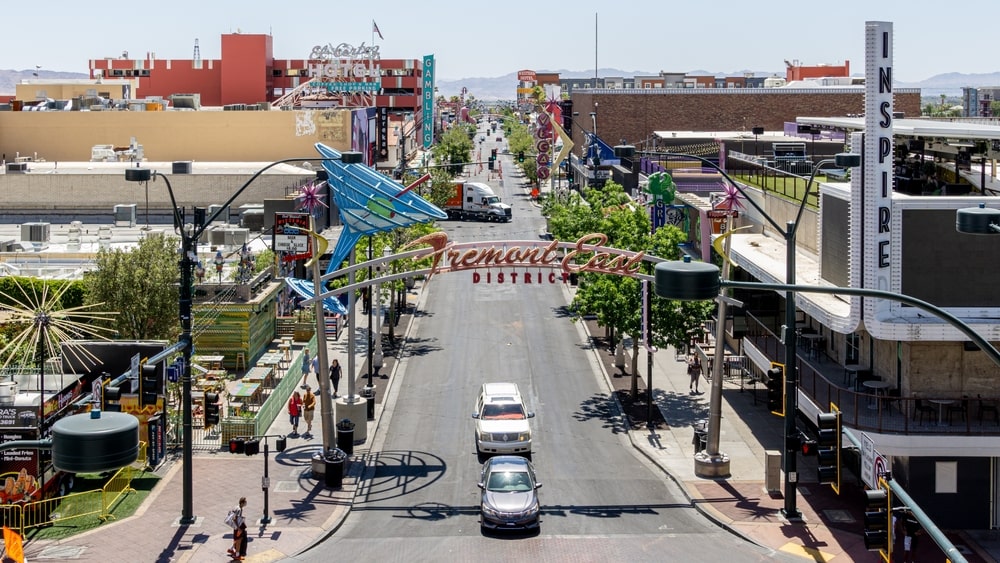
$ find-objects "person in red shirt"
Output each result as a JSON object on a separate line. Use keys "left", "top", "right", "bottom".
{"left": 288, "top": 391, "right": 303, "bottom": 436}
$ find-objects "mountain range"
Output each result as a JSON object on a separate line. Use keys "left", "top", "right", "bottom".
{"left": 3, "top": 68, "right": 998, "bottom": 102}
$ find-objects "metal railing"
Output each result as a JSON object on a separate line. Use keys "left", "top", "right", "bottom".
{"left": 2, "top": 442, "right": 148, "bottom": 536}
{"left": 743, "top": 314, "right": 1000, "bottom": 435}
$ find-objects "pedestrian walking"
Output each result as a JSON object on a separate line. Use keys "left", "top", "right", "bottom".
{"left": 688, "top": 354, "right": 702, "bottom": 394}
{"left": 301, "top": 349, "right": 311, "bottom": 388}
{"left": 899, "top": 509, "right": 923, "bottom": 563}
{"left": 288, "top": 391, "right": 303, "bottom": 436}
{"left": 226, "top": 496, "right": 248, "bottom": 560}
{"left": 302, "top": 385, "right": 316, "bottom": 435}
{"left": 330, "top": 359, "right": 342, "bottom": 398}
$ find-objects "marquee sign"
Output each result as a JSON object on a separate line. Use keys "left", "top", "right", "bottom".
{"left": 310, "top": 232, "right": 673, "bottom": 306}
{"left": 409, "top": 232, "right": 648, "bottom": 278}
{"left": 307, "top": 42, "right": 382, "bottom": 94}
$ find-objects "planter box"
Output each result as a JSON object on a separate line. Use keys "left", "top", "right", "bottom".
{"left": 293, "top": 323, "right": 315, "bottom": 341}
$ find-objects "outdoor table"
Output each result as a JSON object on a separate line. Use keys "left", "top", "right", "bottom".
{"left": 243, "top": 366, "right": 274, "bottom": 388}
{"left": 227, "top": 381, "right": 262, "bottom": 407}
{"left": 862, "top": 380, "right": 891, "bottom": 409}
{"left": 258, "top": 352, "right": 284, "bottom": 377}
{"left": 844, "top": 363, "right": 862, "bottom": 386}
{"left": 196, "top": 355, "right": 225, "bottom": 370}
{"left": 800, "top": 333, "right": 825, "bottom": 361}
{"left": 928, "top": 399, "right": 956, "bottom": 426}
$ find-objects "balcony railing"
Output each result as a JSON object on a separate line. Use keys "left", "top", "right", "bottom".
{"left": 743, "top": 313, "right": 1000, "bottom": 435}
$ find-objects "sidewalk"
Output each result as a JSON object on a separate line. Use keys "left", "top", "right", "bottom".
{"left": 583, "top": 317, "right": 993, "bottom": 562}
{"left": 20, "top": 278, "right": 997, "bottom": 562}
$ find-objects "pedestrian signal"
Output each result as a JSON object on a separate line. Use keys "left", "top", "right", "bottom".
{"left": 766, "top": 364, "right": 784, "bottom": 415}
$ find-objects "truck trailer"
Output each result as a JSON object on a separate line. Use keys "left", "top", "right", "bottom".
{"left": 444, "top": 182, "right": 512, "bottom": 222}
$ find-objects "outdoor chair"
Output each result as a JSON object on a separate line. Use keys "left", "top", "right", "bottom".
{"left": 946, "top": 396, "right": 969, "bottom": 424}
{"left": 913, "top": 399, "right": 935, "bottom": 424}
{"left": 978, "top": 395, "right": 999, "bottom": 425}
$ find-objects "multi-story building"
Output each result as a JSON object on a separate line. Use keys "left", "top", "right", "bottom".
{"left": 87, "top": 33, "right": 424, "bottom": 113}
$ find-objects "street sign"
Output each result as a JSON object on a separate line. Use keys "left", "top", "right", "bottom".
{"left": 274, "top": 213, "right": 313, "bottom": 263}
{"left": 861, "top": 431, "right": 889, "bottom": 489}
{"left": 707, "top": 209, "right": 740, "bottom": 218}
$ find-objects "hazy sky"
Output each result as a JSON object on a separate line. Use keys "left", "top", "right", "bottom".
{"left": 3, "top": 0, "right": 994, "bottom": 83}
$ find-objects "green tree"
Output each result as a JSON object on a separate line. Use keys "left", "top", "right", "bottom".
{"left": 83, "top": 233, "right": 180, "bottom": 340}
{"left": 553, "top": 181, "right": 712, "bottom": 393}
{"left": 432, "top": 125, "right": 474, "bottom": 176}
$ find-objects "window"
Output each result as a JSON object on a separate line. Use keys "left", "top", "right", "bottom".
{"left": 846, "top": 333, "right": 860, "bottom": 364}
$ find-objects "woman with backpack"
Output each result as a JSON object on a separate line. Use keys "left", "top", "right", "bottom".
{"left": 227, "top": 496, "right": 248, "bottom": 560}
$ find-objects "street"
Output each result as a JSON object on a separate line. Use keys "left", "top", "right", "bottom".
{"left": 290, "top": 143, "right": 794, "bottom": 561}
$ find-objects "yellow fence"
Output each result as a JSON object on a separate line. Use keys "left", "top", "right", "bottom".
{"left": 2, "top": 442, "right": 148, "bottom": 536}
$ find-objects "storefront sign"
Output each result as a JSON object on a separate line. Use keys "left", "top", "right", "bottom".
{"left": 274, "top": 213, "right": 313, "bottom": 263}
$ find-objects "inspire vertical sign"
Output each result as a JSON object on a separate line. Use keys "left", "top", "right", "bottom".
{"left": 864, "top": 21, "right": 894, "bottom": 323}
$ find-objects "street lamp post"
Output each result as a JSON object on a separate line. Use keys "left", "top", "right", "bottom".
{"left": 647, "top": 151, "right": 859, "bottom": 519}
{"left": 124, "top": 151, "right": 362, "bottom": 524}
{"left": 654, "top": 258, "right": 997, "bottom": 561}
{"left": 373, "top": 246, "right": 390, "bottom": 379}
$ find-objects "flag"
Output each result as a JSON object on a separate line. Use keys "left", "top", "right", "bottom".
{"left": 373, "top": 20, "right": 384, "bottom": 40}
{"left": 3, "top": 526, "right": 24, "bottom": 563}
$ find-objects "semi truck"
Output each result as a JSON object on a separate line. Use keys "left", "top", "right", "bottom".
{"left": 444, "top": 182, "right": 512, "bottom": 222}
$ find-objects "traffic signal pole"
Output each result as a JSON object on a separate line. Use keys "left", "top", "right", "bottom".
{"left": 228, "top": 434, "right": 286, "bottom": 527}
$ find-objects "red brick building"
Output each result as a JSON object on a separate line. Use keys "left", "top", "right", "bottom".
{"left": 568, "top": 87, "right": 921, "bottom": 154}
{"left": 88, "top": 33, "right": 423, "bottom": 113}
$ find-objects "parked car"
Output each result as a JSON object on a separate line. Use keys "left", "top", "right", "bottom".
{"left": 478, "top": 455, "right": 542, "bottom": 532}
{"left": 472, "top": 382, "right": 534, "bottom": 458}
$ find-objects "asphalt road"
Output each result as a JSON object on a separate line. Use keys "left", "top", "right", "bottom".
{"left": 291, "top": 147, "right": 794, "bottom": 561}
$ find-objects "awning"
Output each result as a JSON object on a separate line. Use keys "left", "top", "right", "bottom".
{"left": 285, "top": 277, "right": 348, "bottom": 315}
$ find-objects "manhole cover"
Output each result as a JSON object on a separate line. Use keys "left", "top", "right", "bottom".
{"left": 823, "top": 509, "right": 855, "bottom": 524}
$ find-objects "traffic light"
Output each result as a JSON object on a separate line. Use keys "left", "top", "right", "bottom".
{"left": 488, "top": 158, "right": 495, "bottom": 171}
{"left": 276, "top": 436, "right": 287, "bottom": 452}
{"left": 816, "top": 409, "right": 841, "bottom": 491}
{"left": 766, "top": 364, "right": 784, "bottom": 415}
{"left": 229, "top": 437, "right": 246, "bottom": 454}
{"left": 205, "top": 392, "right": 221, "bottom": 427}
{"left": 800, "top": 436, "right": 818, "bottom": 457}
{"left": 104, "top": 384, "right": 122, "bottom": 412}
{"left": 140, "top": 363, "right": 163, "bottom": 407}
{"left": 863, "top": 487, "right": 890, "bottom": 551}
{"left": 244, "top": 438, "right": 260, "bottom": 456}
{"left": 517, "top": 151, "right": 525, "bottom": 163}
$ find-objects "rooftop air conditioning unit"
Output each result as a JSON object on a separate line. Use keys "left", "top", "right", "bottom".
{"left": 209, "top": 228, "right": 227, "bottom": 247}
{"left": 21, "top": 222, "right": 50, "bottom": 243}
{"left": 207, "top": 204, "right": 230, "bottom": 224}
{"left": 225, "top": 228, "right": 249, "bottom": 247}
{"left": 114, "top": 204, "right": 137, "bottom": 227}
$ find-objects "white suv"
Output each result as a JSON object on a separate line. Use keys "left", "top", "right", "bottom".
{"left": 472, "top": 382, "right": 535, "bottom": 458}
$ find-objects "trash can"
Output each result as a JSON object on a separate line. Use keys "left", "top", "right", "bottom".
{"left": 336, "top": 418, "right": 355, "bottom": 455}
{"left": 692, "top": 419, "right": 708, "bottom": 451}
{"left": 362, "top": 386, "right": 376, "bottom": 420}
{"left": 323, "top": 448, "right": 346, "bottom": 489}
